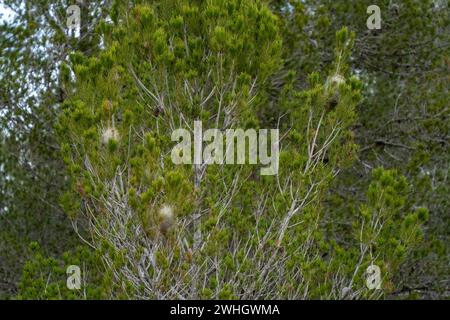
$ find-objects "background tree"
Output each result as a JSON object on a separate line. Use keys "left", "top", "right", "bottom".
{"left": 0, "top": 0, "right": 111, "bottom": 297}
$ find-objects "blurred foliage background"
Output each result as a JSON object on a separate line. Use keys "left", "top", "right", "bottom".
{"left": 0, "top": 0, "right": 448, "bottom": 299}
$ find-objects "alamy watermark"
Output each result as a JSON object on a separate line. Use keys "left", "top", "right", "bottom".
{"left": 66, "top": 265, "right": 81, "bottom": 290}
{"left": 171, "top": 121, "right": 279, "bottom": 176}
{"left": 66, "top": 4, "right": 81, "bottom": 37}
{"left": 365, "top": 264, "right": 382, "bottom": 290}
{"left": 367, "top": 5, "right": 382, "bottom": 30}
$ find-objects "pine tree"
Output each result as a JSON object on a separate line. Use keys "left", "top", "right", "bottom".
{"left": 56, "top": 0, "right": 426, "bottom": 299}
{"left": 2, "top": 0, "right": 444, "bottom": 300}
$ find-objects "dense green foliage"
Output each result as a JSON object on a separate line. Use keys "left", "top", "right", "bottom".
{"left": 0, "top": 0, "right": 448, "bottom": 299}
{"left": 271, "top": 0, "right": 449, "bottom": 297}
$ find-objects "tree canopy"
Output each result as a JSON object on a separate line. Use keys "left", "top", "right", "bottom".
{"left": 0, "top": 0, "right": 448, "bottom": 299}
